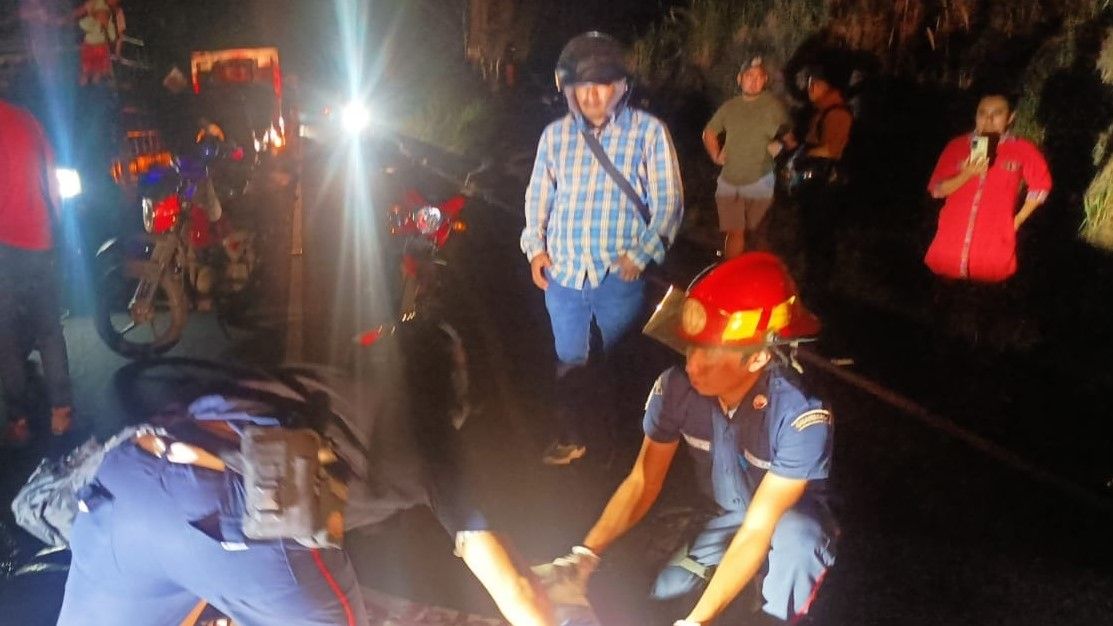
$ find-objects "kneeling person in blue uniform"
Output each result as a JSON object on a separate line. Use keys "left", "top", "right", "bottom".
{"left": 57, "top": 321, "right": 555, "bottom": 626}
{"left": 536, "top": 253, "right": 836, "bottom": 625}
{"left": 56, "top": 394, "right": 369, "bottom": 626}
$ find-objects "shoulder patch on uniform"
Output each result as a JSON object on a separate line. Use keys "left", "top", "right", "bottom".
{"left": 644, "top": 371, "right": 669, "bottom": 411}
{"left": 791, "top": 409, "right": 832, "bottom": 432}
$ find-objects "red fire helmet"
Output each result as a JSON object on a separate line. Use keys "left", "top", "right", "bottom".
{"left": 644, "top": 252, "right": 819, "bottom": 352}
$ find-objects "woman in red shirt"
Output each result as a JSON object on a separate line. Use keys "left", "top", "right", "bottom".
{"left": 926, "top": 93, "right": 1052, "bottom": 282}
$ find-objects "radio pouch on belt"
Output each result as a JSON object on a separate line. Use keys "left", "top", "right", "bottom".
{"left": 240, "top": 426, "right": 346, "bottom": 548}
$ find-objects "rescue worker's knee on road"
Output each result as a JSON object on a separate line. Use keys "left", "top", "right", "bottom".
{"left": 769, "top": 508, "right": 835, "bottom": 567}
{"left": 651, "top": 564, "right": 706, "bottom": 601}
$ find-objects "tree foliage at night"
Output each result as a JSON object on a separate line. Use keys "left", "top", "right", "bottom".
{"left": 630, "top": 0, "right": 1113, "bottom": 249}
{"left": 1083, "top": 26, "right": 1113, "bottom": 246}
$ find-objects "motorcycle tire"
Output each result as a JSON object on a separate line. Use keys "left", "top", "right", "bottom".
{"left": 94, "top": 260, "right": 188, "bottom": 359}
{"left": 399, "top": 271, "right": 421, "bottom": 319}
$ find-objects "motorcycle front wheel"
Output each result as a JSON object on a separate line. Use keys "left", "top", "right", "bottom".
{"left": 95, "top": 260, "right": 189, "bottom": 359}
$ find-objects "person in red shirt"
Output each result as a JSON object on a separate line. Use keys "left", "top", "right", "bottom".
{"left": 0, "top": 99, "right": 75, "bottom": 445}
{"left": 925, "top": 92, "right": 1052, "bottom": 282}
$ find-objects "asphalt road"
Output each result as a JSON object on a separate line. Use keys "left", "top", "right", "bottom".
{"left": 297, "top": 150, "right": 1113, "bottom": 624}
{"left": 2, "top": 146, "right": 1112, "bottom": 625}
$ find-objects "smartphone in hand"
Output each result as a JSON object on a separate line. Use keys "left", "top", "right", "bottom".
{"left": 970, "top": 133, "right": 1000, "bottom": 166}
{"left": 970, "top": 135, "right": 990, "bottom": 162}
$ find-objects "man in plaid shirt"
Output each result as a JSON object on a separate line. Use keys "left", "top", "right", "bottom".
{"left": 521, "top": 32, "right": 683, "bottom": 465}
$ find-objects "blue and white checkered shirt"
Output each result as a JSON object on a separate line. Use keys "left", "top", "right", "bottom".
{"left": 520, "top": 105, "right": 684, "bottom": 288}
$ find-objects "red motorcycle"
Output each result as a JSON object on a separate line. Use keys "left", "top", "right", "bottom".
{"left": 388, "top": 186, "right": 467, "bottom": 320}
{"left": 94, "top": 143, "right": 258, "bottom": 359}
{"left": 382, "top": 151, "right": 491, "bottom": 321}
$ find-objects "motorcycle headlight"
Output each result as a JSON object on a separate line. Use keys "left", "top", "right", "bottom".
{"left": 340, "top": 101, "right": 372, "bottom": 133}
{"left": 142, "top": 197, "right": 154, "bottom": 232}
{"left": 56, "top": 168, "right": 82, "bottom": 200}
{"left": 414, "top": 206, "right": 443, "bottom": 235}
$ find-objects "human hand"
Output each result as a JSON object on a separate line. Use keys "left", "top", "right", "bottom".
{"left": 531, "top": 546, "right": 601, "bottom": 604}
{"left": 530, "top": 253, "right": 552, "bottom": 290}
{"left": 963, "top": 155, "right": 989, "bottom": 178}
{"left": 781, "top": 132, "right": 798, "bottom": 151}
{"left": 615, "top": 255, "right": 642, "bottom": 281}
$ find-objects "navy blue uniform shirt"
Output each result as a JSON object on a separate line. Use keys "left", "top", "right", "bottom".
{"left": 643, "top": 364, "right": 832, "bottom": 512}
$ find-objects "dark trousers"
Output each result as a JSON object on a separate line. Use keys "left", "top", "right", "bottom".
{"left": 797, "top": 184, "right": 846, "bottom": 310}
{"left": 0, "top": 243, "right": 73, "bottom": 421}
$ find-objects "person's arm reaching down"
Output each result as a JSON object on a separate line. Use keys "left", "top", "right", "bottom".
{"left": 457, "top": 531, "right": 555, "bottom": 626}
{"left": 702, "top": 129, "right": 726, "bottom": 166}
{"left": 522, "top": 128, "right": 557, "bottom": 290}
{"left": 582, "top": 435, "right": 678, "bottom": 554}
{"left": 683, "top": 473, "right": 809, "bottom": 623}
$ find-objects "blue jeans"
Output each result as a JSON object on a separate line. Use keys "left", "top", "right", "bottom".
{"left": 544, "top": 270, "right": 646, "bottom": 368}
{"left": 543, "top": 270, "right": 645, "bottom": 444}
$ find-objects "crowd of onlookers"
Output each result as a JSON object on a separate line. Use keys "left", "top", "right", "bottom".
{"left": 515, "top": 30, "right": 1053, "bottom": 623}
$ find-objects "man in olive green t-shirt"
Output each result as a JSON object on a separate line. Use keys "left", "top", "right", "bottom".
{"left": 702, "top": 57, "right": 790, "bottom": 258}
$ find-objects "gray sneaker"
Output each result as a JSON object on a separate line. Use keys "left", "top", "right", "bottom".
{"left": 542, "top": 441, "right": 586, "bottom": 465}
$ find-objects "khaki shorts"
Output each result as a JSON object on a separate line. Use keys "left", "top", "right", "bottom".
{"left": 715, "top": 173, "right": 774, "bottom": 233}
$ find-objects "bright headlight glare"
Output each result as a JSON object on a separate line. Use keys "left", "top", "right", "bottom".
{"left": 56, "top": 168, "right": 82, "bottom": 200}
{"left": 414, "top": 206, "right": 443, "bottom": 235}
{"left": 340, "top": 102, "right": 371, "bottom": 133}
{"left": 141, "top": 197, "right": 154, "bottom": 232}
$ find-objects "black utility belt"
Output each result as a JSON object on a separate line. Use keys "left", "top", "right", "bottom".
{"left": 136, "top": 426, "right": 347, "bottom": 548}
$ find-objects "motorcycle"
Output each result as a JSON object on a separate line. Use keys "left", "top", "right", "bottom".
{"left": 385, "top": 153, "right": 487, "bottom": 321}
{"left": 93, "top": 139, "right": 259, "bottom": 359}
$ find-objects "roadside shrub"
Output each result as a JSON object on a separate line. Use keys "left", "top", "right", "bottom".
{"left": 394, "top": 68, "right": 499, "bottom": 154}
{"left": 1082, "top": 27, "right": 1113, "bottom": 247}
{"left": 631, "top": 0, "right": 828, "bottom": 100}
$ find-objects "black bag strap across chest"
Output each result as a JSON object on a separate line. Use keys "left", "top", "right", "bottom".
{"left": 580, "top": 128, "right": 652, "bottom": 225}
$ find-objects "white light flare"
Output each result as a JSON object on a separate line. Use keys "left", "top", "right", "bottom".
{"left": 56, "top": 168, "right": 82, "bottom": 200}
{"left": 341, "top": 102, "right": 372, "bottom": 134}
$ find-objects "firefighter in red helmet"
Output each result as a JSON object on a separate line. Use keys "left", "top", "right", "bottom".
{"left": 535, "top": 253, "right": 836, "bottom": 624}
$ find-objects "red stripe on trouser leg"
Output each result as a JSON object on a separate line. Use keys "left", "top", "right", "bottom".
{"left": 790, "top": 567, "right": 828, "bottom": 624}
{"left": 309, "top": 548, "right": 357, "bottom": 626}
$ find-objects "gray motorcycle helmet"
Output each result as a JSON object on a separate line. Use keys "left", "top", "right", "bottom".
{"left": 554, "top": 31, "right": 630, "bottom": 91}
